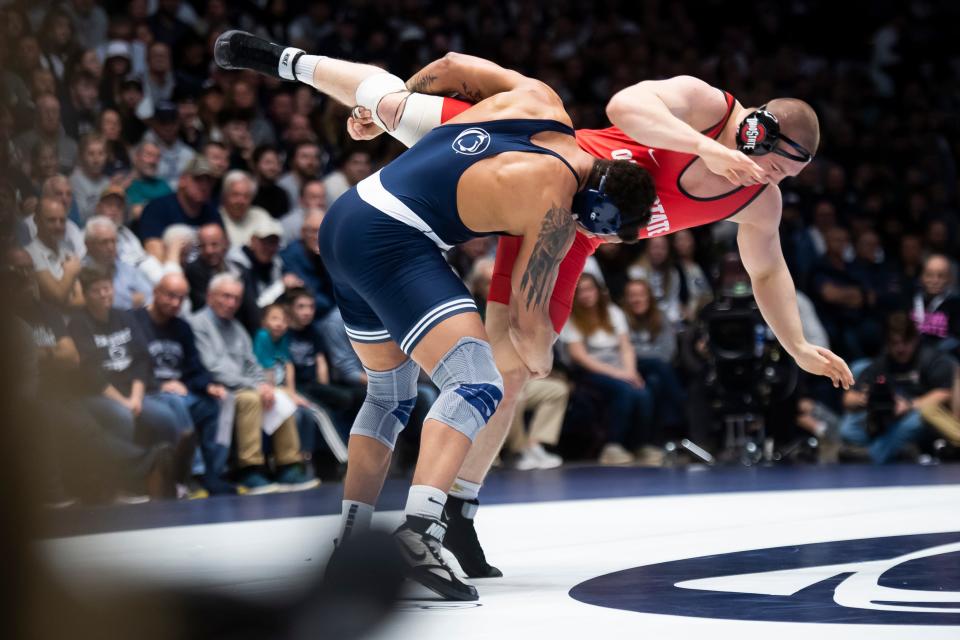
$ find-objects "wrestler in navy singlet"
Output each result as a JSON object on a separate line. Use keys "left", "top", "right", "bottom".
{"left": 319, "top": 118, "right": 579, "bottom": 354}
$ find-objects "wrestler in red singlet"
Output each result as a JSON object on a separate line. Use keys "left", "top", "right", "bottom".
{"left": 440, "top": 92, "right": 767, "bottom": 332}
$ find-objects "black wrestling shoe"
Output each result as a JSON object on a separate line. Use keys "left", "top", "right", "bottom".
{"left": 442, "top": 496, "right": 503, "bottom": 578}
{"left": 214, "top": 30, "right": 304, "bottom": 81}
{"left": 394, "top": 515, "right": 479, "bottom": 601}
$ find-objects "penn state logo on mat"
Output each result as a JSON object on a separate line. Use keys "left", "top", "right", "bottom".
{"left": 569, "top": 531, "right": 960, "bottom": 625}
{"left": 452, "top": 128, "right": 491, "bottom": 155}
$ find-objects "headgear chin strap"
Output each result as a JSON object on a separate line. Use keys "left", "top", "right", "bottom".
{"left": 571, "top": 171, "right": 622, "bottom": 236}
{"left": 736, "top": 106, "right": 813, "bottom": 163}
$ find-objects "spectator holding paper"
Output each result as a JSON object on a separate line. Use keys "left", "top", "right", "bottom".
{"left": 189, "top": 272, "right": 318, "bottom": 494}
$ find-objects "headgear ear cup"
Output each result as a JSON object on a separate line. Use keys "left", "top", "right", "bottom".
{"left": 736, "top": 107, "right": 781, "bottom": 155}
{"left": 736, "top": 105, "right": 814, "bottom": 162}
{"left": 571, "top": 168, "right": 622, "bottom": 236}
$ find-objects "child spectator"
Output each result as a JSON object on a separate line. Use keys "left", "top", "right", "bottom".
{"left": 253, "top": 303, "right": 297, "bottom": 401}
{"left": 286, "top": 289, "right": 338, "bottom": 406}
{"left": 285, "top": 288, "right": 354, "bottom": 463}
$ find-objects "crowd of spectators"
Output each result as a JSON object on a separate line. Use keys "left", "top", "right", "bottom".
{"left": 2, "top": 0, "right": 959, "bottom": 506}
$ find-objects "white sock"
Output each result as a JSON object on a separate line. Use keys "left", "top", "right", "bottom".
{"left": 338, "top": 499, "right": 373, "bottom": 542}
{"left": 293, "top": 54, "right": 325, "bottom": 88}
{"left": 449, "top": 477, "right": 481, "bottom": 501}
{"left": 404, "top": 485, "right": 446, "bottom": 521}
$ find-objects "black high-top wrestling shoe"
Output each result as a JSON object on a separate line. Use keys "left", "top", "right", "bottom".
{"left": 214, "top": 30, "right": 304, "bottom": 81}
{"left": 442, "top": 496, "right": 503, "bottom": 578}
{"left": 394, "top": 515, "right": 479, "bottom": 601}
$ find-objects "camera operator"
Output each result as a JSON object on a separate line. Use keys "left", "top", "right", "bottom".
{"left": 839, "top": 312, "right": 957, "bottom": 463}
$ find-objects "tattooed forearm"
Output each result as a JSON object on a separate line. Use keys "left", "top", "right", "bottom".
{"left": 406, "top": 73, "right": 437, "bottom": 94}
{"left": 459, "top": 82, "right": 484, "bottom": 103}
{"left": 519, "top": 206, "right": 576, "bottom": 310}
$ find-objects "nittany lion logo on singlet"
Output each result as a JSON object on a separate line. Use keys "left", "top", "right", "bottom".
{"left": 452, "top": 128, "right": 491, "bottom": 155}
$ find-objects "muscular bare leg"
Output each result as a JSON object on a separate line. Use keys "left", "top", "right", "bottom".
{"left": 215, "top": 30, "right": 409, "bottom": 123}
{"left": 442, "top": 302, "right": 535, "bottom": 579}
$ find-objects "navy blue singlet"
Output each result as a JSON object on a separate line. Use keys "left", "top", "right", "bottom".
{"left": 361, "top": 118, "right": 580, "bottom": 248}
{"left": 319, "top": 118, "right": 580, "bottom": 354}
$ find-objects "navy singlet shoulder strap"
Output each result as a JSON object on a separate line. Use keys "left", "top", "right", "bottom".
{"left": 516, "top": 119, "right": 580, "bottom": 184}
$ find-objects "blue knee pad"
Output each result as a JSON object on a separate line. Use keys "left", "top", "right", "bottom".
{"left": 350, "top": 359, "right": 421, "bottom": 450}
{"left": 426, "top": 337, "right": 504, "bottom": 442}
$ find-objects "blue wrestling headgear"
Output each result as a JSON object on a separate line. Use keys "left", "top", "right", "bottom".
{"left": 571, "top": 170, "right": 622, "bottom": 236}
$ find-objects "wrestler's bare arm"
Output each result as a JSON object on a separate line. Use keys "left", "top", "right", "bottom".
{"left": 506, "top": 196, "right": 577, "bottom": 378}
{"left": 348, "top": 54, "right": 562, "bottom": 141}
{"left": 734, "top": 190, "right": 854, "bottom": 389}
{"left": 406, "top": 52, "right": 545, "bottom": 103}
{"left": 606, "top": 76, "right": 766, "bottom": 186}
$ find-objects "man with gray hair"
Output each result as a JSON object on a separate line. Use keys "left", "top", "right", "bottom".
{"left": 189, "top": 272, "right": 317, "bottom": 493}
{"left": 84, "top": 215, "right": 154, "bottom": 309}
{"left": 220, "top": 169, "right": 275, "bottom": 247}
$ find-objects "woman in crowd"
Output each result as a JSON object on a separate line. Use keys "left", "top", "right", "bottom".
{"left": 627, "top": 235, "right": 687, "bottom": 324}
{"left": 98, "top": 108, "right": 132, "bottom": 175}
{"left": 622, "top": 279, "right": 688, "bottom": 433}
{"left": 561, "top": 274, "right": 657, "bottom": 465}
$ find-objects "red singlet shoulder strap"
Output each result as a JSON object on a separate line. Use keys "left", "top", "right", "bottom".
{"left": 701, "top": 91, "right": 736, "bottom": 139}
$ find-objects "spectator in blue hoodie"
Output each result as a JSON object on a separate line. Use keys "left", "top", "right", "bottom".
{"left": 280, "top": 209, "right": 335, "bottom": 320}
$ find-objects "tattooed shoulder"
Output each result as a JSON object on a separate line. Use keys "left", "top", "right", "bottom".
{"left": 519, "top": 205, "right": 576, "bottom": 310}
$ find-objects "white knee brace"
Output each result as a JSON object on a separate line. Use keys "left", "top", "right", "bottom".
{"left": 426, "top": 337, "right": 504, "bottom": 442}
{"left": 350, "top": 359, "right": 421, "bottom": 450}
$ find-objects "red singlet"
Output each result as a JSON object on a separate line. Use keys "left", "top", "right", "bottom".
{"left": 440, "top": 93, "right": 767, "bottom": 332}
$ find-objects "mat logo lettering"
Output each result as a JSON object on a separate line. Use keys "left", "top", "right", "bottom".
{"left": 570, "top": 532, "right": 960, "bottom": 625}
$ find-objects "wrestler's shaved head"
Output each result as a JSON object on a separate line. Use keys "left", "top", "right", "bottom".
{"left": 766, "top": 97, "right": 820, "bottom": 156}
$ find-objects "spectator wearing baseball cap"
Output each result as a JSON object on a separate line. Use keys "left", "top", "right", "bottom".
{"left": 228, "top": 217, "right": 303, "bottom": 334}
{"left": 100, "top": 41, "right": 133, "bottom": 109}
{"left": 138, "top": 154, "right": 221, "bottom": 261}
{"left": 96, "top": 185, "right": 143, "bottom": 265}
{"left": 142, "top": 100, "right": 195, "bottom": 189}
